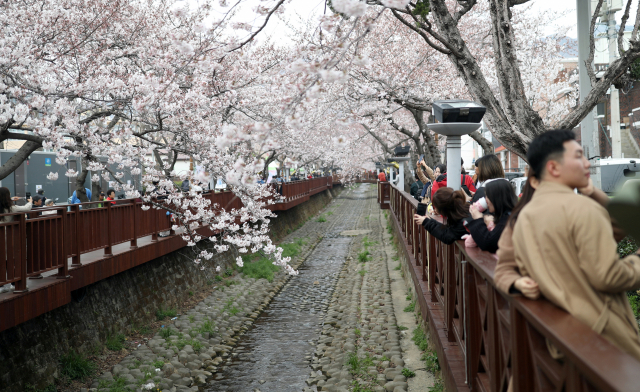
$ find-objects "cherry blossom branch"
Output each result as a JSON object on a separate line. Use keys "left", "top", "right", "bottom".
{"left": 228, "top": 0, "right": 286, "bottom": 53}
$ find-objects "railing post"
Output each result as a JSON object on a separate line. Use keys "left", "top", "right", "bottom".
{"left": 13, "top": 214, "right": 28, "bottom": 293}
{"left": 71, "top": 204, "right": 82, "bottom": 267}
{"left": 511, "top": 305, "right": 534, "bottom": 392}
{"left": 57, "top": 208, "right": 69, "bottom": 279}
{"left": 151, "top": 198, "right": 159, "bottom": 242}
{"left": 130, "top": 200, "right": 138, "bottom": 250}
{"left": 104, "top": 202, "right": 113, "bottom": 257}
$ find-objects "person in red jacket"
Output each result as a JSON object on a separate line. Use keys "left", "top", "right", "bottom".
{"left": 378, "top": 171, "right": 387, "bottom": 182}
{"left": 431, "top": 164, "right": 476, "bottom": 198}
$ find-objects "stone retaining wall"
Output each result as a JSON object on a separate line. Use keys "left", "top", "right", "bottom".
{"left": 0, "top": 187, "right": 341, "bottom": 392}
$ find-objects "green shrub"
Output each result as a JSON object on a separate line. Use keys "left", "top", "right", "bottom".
{"left": 422, "top": 350, "right": 441, "bottom": 373}
{"left": 105, "top": 333, "right": 125, "bottom": 351}
{"left": 215, "top": 275, "right": 223, "bottom": 282}
{"left": 156, "top": 307, "right": 177, "bottom": 321}
{"left": 358, "top": 269, "right": 366, "bottom": 277}
{"left": 401, "top": 368, "right": 416, "bottom": 378}
{"left": 198, "top": 320, "right": 216, "bottom": 335}
{"left": 316, "top": 215, "right": 327, "bottom": 222}
{"left": 358, "top": 250, "right": 370, "bottom": 263}
{"left": 412, "top": 326, "right": 429, "bottom": 351}
{"left": 224, "top": 269, "right": 234, "bottom": 277}
{"left": 60, "top": 351, "right": 96, "bottom": 380}
{"left": 159, "top": 327, "right": 173, "bottom": 339}
{"left": 403, "top": 301, "right": 416, "bottom": 312}
{"left": 153, "top": 359, "right": 165, "bottom": 369}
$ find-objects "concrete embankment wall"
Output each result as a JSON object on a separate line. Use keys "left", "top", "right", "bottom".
{"left": 0, "top": 187, "right": 341, "bottom": 392}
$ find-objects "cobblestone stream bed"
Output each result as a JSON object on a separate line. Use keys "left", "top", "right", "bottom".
{"left": 83, "top": 184, "right": 416, "bottom": 392}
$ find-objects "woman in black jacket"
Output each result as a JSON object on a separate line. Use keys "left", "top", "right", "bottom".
{"left": 413, "top": 187, "right": 469, "bottom": 245}
{"left": 467, "top": 179, "right": 517, "bottom": 253}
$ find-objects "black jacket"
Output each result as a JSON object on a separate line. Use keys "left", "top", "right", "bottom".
{"left": 422, "top": 217, "right": 467, "bottom": 245}
{"left": 466, "top": 212, "right": 510, "bottom": 253}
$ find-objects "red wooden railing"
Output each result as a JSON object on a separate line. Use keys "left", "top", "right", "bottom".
{"left": 382, "top": 182, "right": 640, "bottom": 392}
{"left": 0, "top": 179, "right": 333, "bottom": 291}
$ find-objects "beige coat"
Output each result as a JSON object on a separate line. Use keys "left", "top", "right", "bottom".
{"left": 0, "top": 202, "right": 32, "bottom": 223}
{"left": 512, "top": 181, "right": 640, "bottom": 361}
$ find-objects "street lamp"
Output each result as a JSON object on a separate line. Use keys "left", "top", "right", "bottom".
{"left": 428, "top": 100, "right": 486, "bottom": 191}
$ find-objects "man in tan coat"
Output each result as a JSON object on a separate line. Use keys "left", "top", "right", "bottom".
{"left": 513, "top": 130, "right": 640, "bottom": 361}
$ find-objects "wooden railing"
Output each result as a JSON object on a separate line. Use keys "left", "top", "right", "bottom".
{"left": 1, "top": 178, "right": 332, "bottom": 292}
{"left": 382, "top": 182, "right": 640, "bottom": 392}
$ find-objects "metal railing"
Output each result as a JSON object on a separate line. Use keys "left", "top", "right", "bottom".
{"left": 381, "top": 181, "right": 640, "bottom": 392}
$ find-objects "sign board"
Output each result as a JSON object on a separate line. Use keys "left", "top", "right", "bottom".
{"left": 45, "top": 158, "right": 51, "bottom": 166}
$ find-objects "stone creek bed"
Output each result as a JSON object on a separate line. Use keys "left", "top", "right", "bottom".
{"left": 83, "top": 184, "right": 410, "bottom": 392}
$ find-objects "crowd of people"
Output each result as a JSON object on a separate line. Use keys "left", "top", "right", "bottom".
{"left": 403, "top": 130, "right": 640, "bottom": 364}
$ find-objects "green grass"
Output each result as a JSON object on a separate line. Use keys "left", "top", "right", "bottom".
{"left": 159, "top": 327, "right": 173, "bottom": 339}
{"left": 153, "top": 359, "right": 165, "bottom": 369}
{"left": 394, "top": 264, "right": 401, "bottom": 271}
{"left": 397, "top": 325, "right": 408, "bottom": 331}
{"left": 175, "top": 336, "right": 204, "bottom": 352}
{"left": 156, "top": 307, "right": 177, "bottom": 321}
{"left": 358, "top": 250, "right": 370, "bottom": 263}
{"left": 198, "top": 320, "right": 216, "bottom": 334}
{"left": 240, "top": 238, "right": 307, "bottom": 282}
{"left": 224, "top": 269, "right": 234, "bottom": 277}
{"left": 412, "top": 326, "right": 429, "bottom": 351}
{"left": 97, "top": 377, "right": 132, "bottom": 392}
{"left": 402, "top": 368, "right": 416, "bottom": 378}
{"left": 188, "top": 291, "right": 194, "bottom": 296}
{"left": 362, "top": 236, "right": 377, "bottom": 247}
{"left": 105, "top": 333, "right": 125, "bottom": 351}
{"left": 358, "top": 269, "right": 366, "bottom": 277}
{"left": 24, "top": 384, "right": 57, "bottom": 392}
{"left": 188, "top": 315, "right": 195, "bottom": 323}
{"left": 215, "top": 275, "right": 223, "bottom": 282}
{"left": 403, "top": 301, "right": 416, "bottom": 312}
{"left": 224, "top": 280, "right": 238, "bottom": 287}
{"left": 429, "top": 380, "right": 445, "bottom": 392}
{"left": 327, "top": 211, "right": 334, "bottom": 216}
{"left": 316, "top": 215, "right": 327, "bottom": 222}
{"left": 346, "top": 352, "right": 375, "bottom": 373}
{"left": 60, "top": 351, "right": 96, "bottom": 380}
{"left": 354, "top": 328, "right": 361, "bottom": 337}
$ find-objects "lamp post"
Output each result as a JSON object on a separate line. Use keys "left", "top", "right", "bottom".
{"left": 427, "top": 100, "right": 486, "bottom": 191}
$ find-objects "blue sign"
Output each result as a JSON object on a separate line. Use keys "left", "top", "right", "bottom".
{"left": 45, "top": 158, "right": 51, "bottom": 166}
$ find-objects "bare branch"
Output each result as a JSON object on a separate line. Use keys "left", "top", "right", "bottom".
{"left": 632, "top": 2, "right": 640, "bottom": 41}
{"left": 619, "top": 0, "right": 633, "bottom": 56}
{"left": 0, "top": 141, "right": 41, "bottom": 181}
{"left": 454, "top": 0, "right": 477, "bottom": 23}
{"left": 508, "top": 0, "right": 532, "bottom": 6}
{"left": 587, "top": 0, "right": 604, "bottom": 86}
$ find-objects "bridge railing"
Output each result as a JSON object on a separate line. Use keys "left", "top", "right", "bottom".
{"left": 382, "top": 182, "right": 640, "bottom": 392}
{"left": 1, "top": 179, "right": 333, "bottom": 292}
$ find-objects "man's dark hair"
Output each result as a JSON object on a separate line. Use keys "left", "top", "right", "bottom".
{"left": 107, "top": 188, "right": 115, "bottom": 197}
{"left": 32, "top": 195, "right": 43, "bottom": 204}
{"left": 37, "top": 189, "right": 44, "bottom": 195}
{"left": 526, "top": 130, "right": 576, "bottom": 179}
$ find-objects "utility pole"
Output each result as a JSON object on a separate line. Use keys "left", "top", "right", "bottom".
{"left": 606, "top": 2, "right": 623, "bottom": 158}
{"left": 577, "top": 0, "right": 602, "bottom": 188}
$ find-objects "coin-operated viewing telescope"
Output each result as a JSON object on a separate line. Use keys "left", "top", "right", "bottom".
{"left": 428, "top": 100, "right": 486, "bottom": 191}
